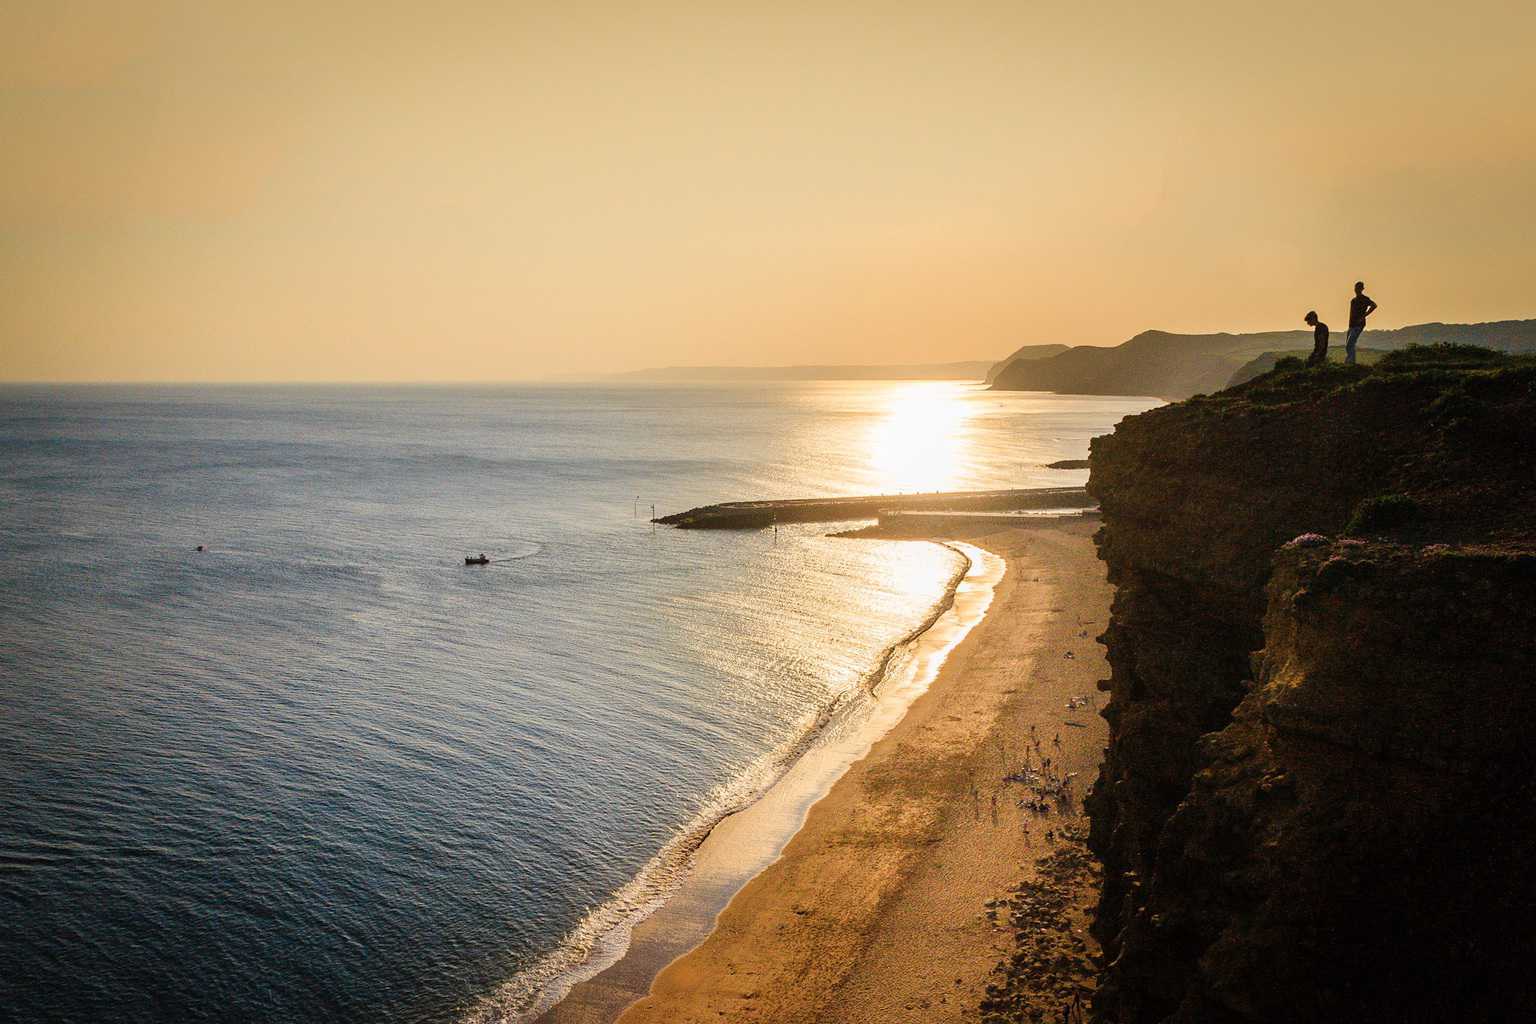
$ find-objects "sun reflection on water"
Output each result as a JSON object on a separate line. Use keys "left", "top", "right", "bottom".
{"left": 867, "top": 382, "right": 977, "bottom": 494}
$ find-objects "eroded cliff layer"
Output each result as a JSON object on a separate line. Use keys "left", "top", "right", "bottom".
{"left": 1085, "top": 354, "right": 1536, "bottom": 1022}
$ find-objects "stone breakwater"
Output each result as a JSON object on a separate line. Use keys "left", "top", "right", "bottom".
{"left": 1083, "top": 357, "right": 1536, "bottom": 1022}
{"left": 655, "top": 487, "right": 1089, "bottom": 529}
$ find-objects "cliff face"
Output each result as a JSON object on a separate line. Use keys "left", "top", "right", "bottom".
{"left": 1085, "top": 357, "right": 1536, "bottom": 1022}
{"left": 983, "top": 343, "right": 1074, "bottom": 384}
{"left": 993, "top": 330, "right": 1270, "bottom": 400}
{"left": 993, "top": 320, "right": 1536, "bottom": 400}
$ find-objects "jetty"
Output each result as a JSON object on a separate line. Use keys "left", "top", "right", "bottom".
{"left": 653, "top": 486, "right": 1092, "bottom": 529}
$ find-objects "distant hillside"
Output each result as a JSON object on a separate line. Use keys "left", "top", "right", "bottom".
{"left": 982, "top": 344, "right": 1072, "bottom": 384}
{"left": 620, "top": 361, "right": 995, "bottom": 382}
{"left": 991, "top": 320, "right": 1536, "bottom": 399}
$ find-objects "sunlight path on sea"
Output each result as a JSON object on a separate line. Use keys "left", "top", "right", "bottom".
{"left": 867, "top": 382, "right": 976, "bottom": 493}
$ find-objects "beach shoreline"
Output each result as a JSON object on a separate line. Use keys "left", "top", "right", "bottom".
{"left": 539, "top": 516, "right": 1112, "bottom": 1024}
{"left": 617, "top": 517, "right": 1111, "bottom": 1024}
{"left": 460, "top": 534, "right": 980, "bottom": 1023}
{"left": 520, "top": 537, "right": 999, "bottom": 1023}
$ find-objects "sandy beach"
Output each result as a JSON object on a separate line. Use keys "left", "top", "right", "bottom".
{"left": 606, "top": 517, "right": 1112, "bottom": 1024}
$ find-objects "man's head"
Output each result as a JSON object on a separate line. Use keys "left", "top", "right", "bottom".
{"left": 1305, "top": 311, "right": 1319, "bottom": 326}
{"left": 1355, "top": 281, "right": 1365, "bottom": 294}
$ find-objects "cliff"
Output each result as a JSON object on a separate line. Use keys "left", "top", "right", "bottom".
{"left": 992, "top": 320, "right": 1536, "bottom": 400}
{"left": 1083, "top": 349, "right": 1536, "bottom": 1022}
{"left": 983, "top": 344, "right": 1074, "bottom": 384}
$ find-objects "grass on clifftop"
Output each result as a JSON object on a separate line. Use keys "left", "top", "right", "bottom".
{"left": 1220, "top": 344, "right": 1536, "bottom": 409}
{"left": 1375, "top": 343, "right": 1514, "bottom": 370}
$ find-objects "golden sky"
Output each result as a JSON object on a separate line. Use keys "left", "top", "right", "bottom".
{"left": 3, "top": 1, "right": 1534, "bottom": 381}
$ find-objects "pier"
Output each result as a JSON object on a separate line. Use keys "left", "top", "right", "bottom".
{"left": 653, "top": 486, "right": 1092, "bottom": 529}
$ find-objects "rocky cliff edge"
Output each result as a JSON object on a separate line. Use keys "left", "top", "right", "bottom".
{"left": 1084, "top": 350, "right": 1536, "bottom": 1022}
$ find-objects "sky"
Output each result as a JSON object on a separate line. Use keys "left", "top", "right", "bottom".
{"left": 3, "top": 1, "right": 1534, "bottom": 381}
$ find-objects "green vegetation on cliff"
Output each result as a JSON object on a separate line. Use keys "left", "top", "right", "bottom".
{"left": 1225, "top": 347, "right": 1386, "bottom": 387}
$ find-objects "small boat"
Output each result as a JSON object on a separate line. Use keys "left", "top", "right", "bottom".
{"left": 465, "top": 554, "right": 490, "bottom": 566}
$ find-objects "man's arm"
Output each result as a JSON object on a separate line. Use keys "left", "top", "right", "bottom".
{"left": 1366, "top": 296, "right": 1379, "bottom": 317}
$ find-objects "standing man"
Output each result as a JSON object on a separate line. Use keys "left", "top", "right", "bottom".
{"left": 1305, "top": 310, "right": 1329, "bottom": 366}
{"left": 1345, "top": 281, "right": 1378, "bottom": 366}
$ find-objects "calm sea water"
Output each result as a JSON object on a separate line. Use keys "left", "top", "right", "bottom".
{"left": 0, "top": 381, "right": 1157, "bottom": 1024}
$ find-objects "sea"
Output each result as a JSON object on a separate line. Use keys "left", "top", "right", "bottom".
{"left": 0, "top": 381, "right": 1158, "bottom": 1024}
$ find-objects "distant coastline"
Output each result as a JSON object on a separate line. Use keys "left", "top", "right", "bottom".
{"left": 613, "top": 361, "right": 995, "bottom": 381}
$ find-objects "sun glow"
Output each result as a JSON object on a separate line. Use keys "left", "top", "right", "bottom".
{"left": 867, "top": 382, "right": 976, "bottom": 494}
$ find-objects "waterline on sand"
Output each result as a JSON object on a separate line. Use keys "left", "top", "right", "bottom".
{"left": 466, "top": 541, "right": 1003, "bottom": 1024}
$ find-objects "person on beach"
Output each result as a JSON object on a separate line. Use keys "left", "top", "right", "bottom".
{"left": 1305, "top": 311, "right": 1329, "bottom": 365}
{"left": 1345, "top": 281, "right": 1378, "bottom": 365}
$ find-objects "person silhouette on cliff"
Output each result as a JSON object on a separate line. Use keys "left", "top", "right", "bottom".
{"left": 1345, "top": 281, "right": 1378, "bottom": 366}
{"left": 1305, "top": 311, "right": 1329, "bottom": 366}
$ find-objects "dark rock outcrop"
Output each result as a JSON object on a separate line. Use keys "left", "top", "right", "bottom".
{"left": 1084, "top": 356, "right": 1536, "bottom": 1022}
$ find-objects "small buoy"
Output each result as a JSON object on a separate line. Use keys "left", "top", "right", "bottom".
{"left": 196, "top": 545, "right": 206, "bottom": 552}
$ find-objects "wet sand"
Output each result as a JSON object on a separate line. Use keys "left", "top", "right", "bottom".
{"left": 537, "top": 539, "right": 1001, "bottom": 1023}
{"left": 610, "top": 518, "right": 1112, "bottom": 1023}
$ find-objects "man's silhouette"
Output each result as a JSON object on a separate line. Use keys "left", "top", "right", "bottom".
{"left": 1305, "top": 310, "right": 1329, "bottom": 366}
{"left": 1345, "top": 281, "right": 1378, "bottom": 366}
